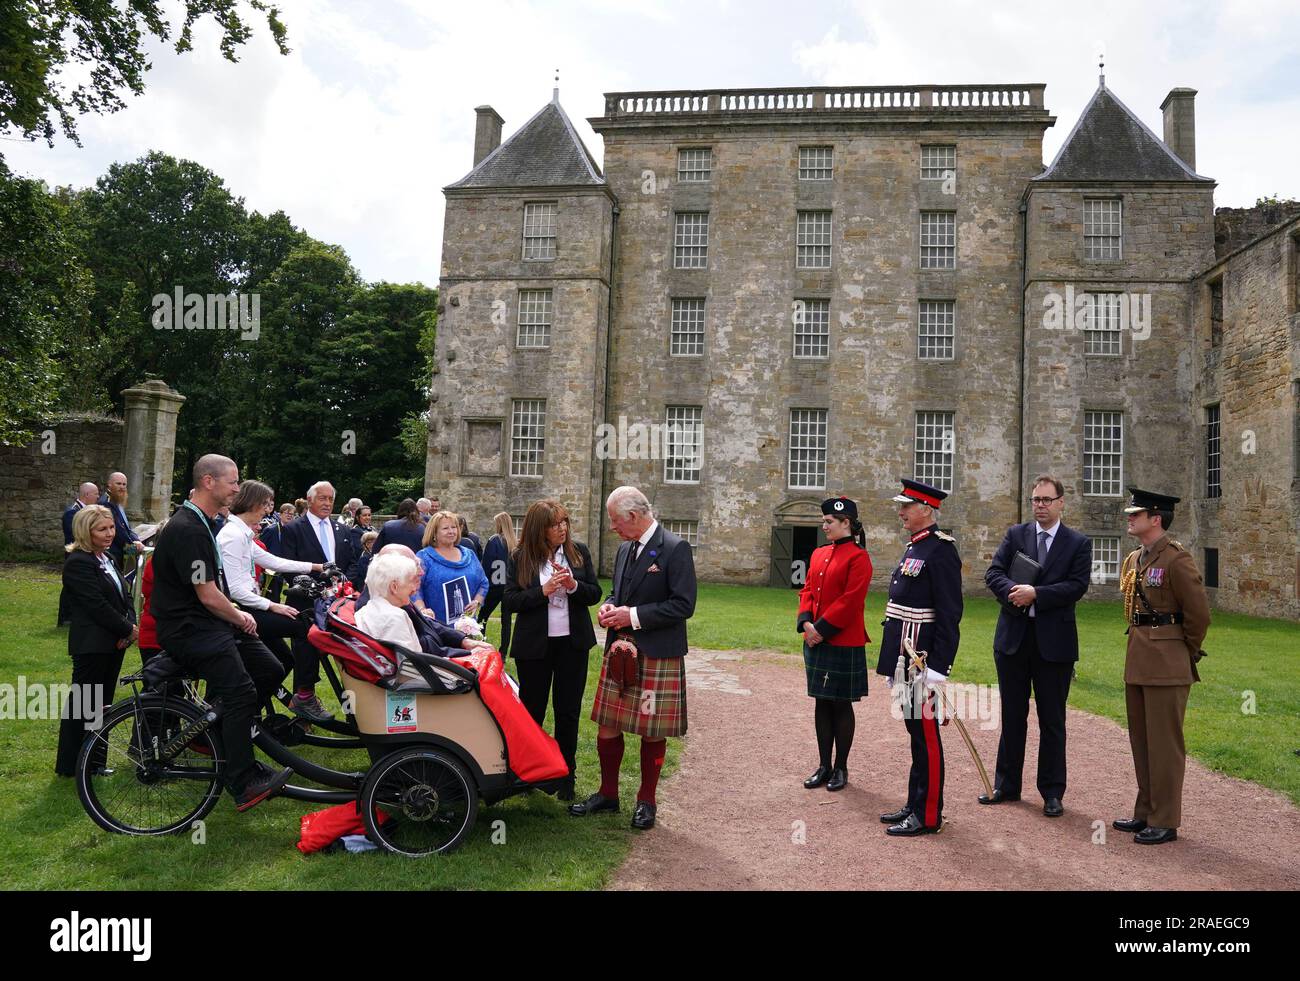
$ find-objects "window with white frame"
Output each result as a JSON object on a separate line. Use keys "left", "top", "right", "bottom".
{"left": 793, "top": 299, "right": 830, "bottom": 359}
{"left": 799, "top": 146, "right": 833, "bottom": 180}
{"left": 797, "top": 211, "right": 832, "bottom": 269}
{"left": 670, "top": 298, "right": 705, "bottom": 356}
{"left": 920, "top": 211, "right": 956, "bottom": 269}
{"left": 1083, "top": 410, "right": 1124, "bottom": 495}
{"left": 788, "top": 409, "right": 828, "bottom": 489}
{"left": 511, "top": 515, "right": 524, "bottom": 539}
{"left": 664, "top": 406, "right": 703, "bottom": 483}
{"left": 522, "top": 202, "right": 557, "bottom": 260}
{"left": 677, "top": 148, "right": 712, "bottom": 183}
{"left": 662, "top": 519, "right": 700, "bottom": 547}
{"left": 516, "top": 289, "right": 552, "bottom": 348}
{"left": 674, "top": 212, "right": 709, "bottom": 269}
{"left": 1206, "top": 404, "right": 1221, "bottom": 499}
{"left": 921, "top": 145, "right": 956, "bottom": 180}
{"left": 1084, "top": 198, "right": 1122, "bottom": 260}
{"left": 918, "top": 300, "right": 955, "bottom": 360}
{"left": 510, "top": 399, "right": 546, "bottom": 478}
{"left": 1090, "top": 535, "right": 1120, "bottom": 582}
{"left": 1084, "top": 292, "right": 1123, "bottom": 356}
{"left": 914, "top": 411, "right": 955, "bottom": 491}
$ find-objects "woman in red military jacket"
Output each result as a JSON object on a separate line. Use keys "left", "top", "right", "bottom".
{"left": 796, "top": 496, "right": 872, "bottom": 792}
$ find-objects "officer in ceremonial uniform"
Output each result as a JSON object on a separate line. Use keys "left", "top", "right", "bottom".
{"left": 877, "top": 478, "right": 963, "bottom": 836}
{"left": 1113, "top": 488, "right": 1210, "bottom": 845}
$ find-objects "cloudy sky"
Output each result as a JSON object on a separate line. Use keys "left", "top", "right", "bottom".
{"left": 7, "top": 0, "right": 1297, "bottom": 286}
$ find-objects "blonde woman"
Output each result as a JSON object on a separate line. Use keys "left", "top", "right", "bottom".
{"left": 413, "top": 510, "right": 488, "bottom": 623}
{"left": 57, "top": 505, "right": 137, "bottom": 776}
{"left": 479, "top": 512, "right": 518, "bottom": 652}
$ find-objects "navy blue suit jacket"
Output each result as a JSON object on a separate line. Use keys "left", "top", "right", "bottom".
{"left": 282, "top": 513, "right": 359, "bottom": 579}
{"left": 984, "top": 522, "right": 1092, "bottom": 663}
{"left": 62, "top": 501, "right": 83, "bottom": 546}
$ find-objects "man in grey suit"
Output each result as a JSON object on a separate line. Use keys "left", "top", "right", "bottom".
{"left": 569, "top": 486, "right": 697, "bottom": 830}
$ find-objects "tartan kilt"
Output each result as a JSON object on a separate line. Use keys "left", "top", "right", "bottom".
{"left": 803, "top": 641, "right": 868, "bottom": 701}
{"left": 591, "top": 649, "right": 687, "bottom": 739}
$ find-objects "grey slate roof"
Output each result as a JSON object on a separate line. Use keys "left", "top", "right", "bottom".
{"left": 1034, "top": 84, "right": 1212, "bottom": 183}
{"left": 447, "top": 98, "right": 604, "bottom": 189}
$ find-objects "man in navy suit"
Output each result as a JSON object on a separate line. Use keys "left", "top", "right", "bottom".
{"left": 58, "top": 482, "right": 101, "bottom": 626}
{"left": 983, "top": 474, "right": 1092, "bottom": 817}
{"left": 280, "top": 480, "right": 358, "bottom": 720}
{"left": 101, "top": 472, "right": 142, "bottom": 573}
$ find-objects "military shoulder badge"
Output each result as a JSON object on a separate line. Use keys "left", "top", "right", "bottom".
{"left": 934, "top": 530, "right": 955, "bottom": 542}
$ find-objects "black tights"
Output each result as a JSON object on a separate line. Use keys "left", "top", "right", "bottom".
{"left": 814, "top": 698, "right": 856, "bottom": 770}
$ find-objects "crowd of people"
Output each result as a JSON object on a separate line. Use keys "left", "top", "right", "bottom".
{"left": 55, "top": 462, "right": 1209, "bottom": 845}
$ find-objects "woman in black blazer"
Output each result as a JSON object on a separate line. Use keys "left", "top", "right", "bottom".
{"left": 503, "top": 500, "right": 602, "bottom": 800}
{"left": 56, "top": 505, "right": 138, "bottom": 776}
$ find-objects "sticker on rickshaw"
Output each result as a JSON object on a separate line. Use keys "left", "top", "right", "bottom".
{"left": 386, "top": 692, "right": 418, "bottom": 733}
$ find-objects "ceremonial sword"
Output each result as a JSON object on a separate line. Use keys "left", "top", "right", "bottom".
{"left": 902, "top": 637, "right": 994, "bottom": 799}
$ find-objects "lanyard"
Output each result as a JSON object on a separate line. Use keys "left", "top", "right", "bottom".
{"left": 182, "top": 501, "right": 224, "bottom": 581}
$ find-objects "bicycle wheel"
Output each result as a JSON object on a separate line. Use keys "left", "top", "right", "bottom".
{"left": 360, "top": 748, "right": 478, "bottom": 856}
{"left": 77, "top": 696, "right": 224, "bottom": 836}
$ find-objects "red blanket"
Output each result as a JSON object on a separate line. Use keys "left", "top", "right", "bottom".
{"left": 451, "top": 649, "right": 568, "bottom": 783}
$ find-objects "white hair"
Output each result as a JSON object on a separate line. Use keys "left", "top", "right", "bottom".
{"left": 307, "top": 481, "right": 335, "bottom": 499}
{"left": 367, "top": 551, "right": 419, "bottom": 601}
{"left": 344, "top": 498, "right": 362, "bottom": 510}
{"left": 416, "top": 497, "right": 432, "bottom": 508}
{"left": 606, "top": 485, "right": 652, "bottom": 518}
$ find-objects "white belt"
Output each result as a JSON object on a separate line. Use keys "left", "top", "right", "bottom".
{"left": 885, "top": 602, "right": 936, "bottom": 623}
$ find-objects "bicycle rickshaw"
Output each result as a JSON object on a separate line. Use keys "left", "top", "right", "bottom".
{"left": 75, "top": 572, "right": 569, "bottom": 855}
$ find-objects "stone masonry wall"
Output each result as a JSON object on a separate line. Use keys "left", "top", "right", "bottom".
{"left": 0, "top": 417, "right": 125, "bottom": 553}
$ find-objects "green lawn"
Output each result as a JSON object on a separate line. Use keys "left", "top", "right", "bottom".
{"left": 3, "top": 564, "right": 1296, "bottom": 890}
{"left": 0, "top": 564, "right": 669, "bottom": 890}
{"left": 694, "top": 581, "right": 1300, "bottom": 805}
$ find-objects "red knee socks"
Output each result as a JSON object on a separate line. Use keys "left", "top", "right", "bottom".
{"left": 638, "top": 738, "right": 666, "bottom": 806}
{"left": 597, "top": 734, "right": 624, "bottom": 798}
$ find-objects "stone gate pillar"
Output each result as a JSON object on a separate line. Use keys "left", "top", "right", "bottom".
{"left": 121, "top": 379, "right": 186, "bottom": 524}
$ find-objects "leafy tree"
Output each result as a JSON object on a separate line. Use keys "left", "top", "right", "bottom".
{"left": 1, "top": 0, "right": 288, "bottom": 148}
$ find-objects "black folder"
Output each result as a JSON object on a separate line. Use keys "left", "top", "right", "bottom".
{"left": 1001, "top": 550, "right": 1043, "bottom": 616}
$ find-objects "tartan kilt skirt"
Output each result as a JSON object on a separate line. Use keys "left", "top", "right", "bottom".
{"left": 803, "top": 641, "right": 868, "bottom": 701}
{"left": 591, "top": 649, "right": 687, "bottom": 739}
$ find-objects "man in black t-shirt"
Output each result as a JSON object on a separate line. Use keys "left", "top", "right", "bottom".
{"left": 150, "top": 453, "right": 292, "bottom": 811}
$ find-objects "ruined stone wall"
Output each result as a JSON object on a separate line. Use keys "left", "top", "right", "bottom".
{"left": 0, "top": 417, "right": 125, "bottom": 552}
{"left": 1190, "top": 218, "right": 1300, "bottom": 620}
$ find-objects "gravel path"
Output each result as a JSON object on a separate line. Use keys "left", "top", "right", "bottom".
{"left": 608, "top": 648, "right": 1300, "bottom": 891}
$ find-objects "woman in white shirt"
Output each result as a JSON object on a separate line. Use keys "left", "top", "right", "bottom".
{"left": 217, "top": 480, "right": 328, "bottom": 718}
{"left": 355, "top": 551, "right": 423, "bottom": 652}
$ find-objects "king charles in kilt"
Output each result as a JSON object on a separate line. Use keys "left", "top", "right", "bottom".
{"left": 569, "top": 486, "right": 697, "bottom": 831}
{"left": 877, "top": 478, "right": 964, "bottom": 836}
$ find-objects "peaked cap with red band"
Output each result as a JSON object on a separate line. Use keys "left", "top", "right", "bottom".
{"left": 890, "top": 477, "right": 948, "bottom": 508}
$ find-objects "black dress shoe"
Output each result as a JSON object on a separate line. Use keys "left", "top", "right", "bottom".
{"left": 886, "top": 812, "right": 942, "bottom": 836}
{"left": 803, "top": 765, "right": 832, "bottom": 789}
{"left": 1134, "top": 826, "right": 1177, "bottom": 845}
{"left": 568, "top": 792, "right": 619, "bottom": 816}
{"left": 631, "top": 801, "right": 656, "bottom": 830}
{"left": 553, "top": 777, "right": 576, "bottom": 802}
{"left": 1043, "top": 797, "right": 1063, "bottom": 817}
{"left": 1112, "top": 817, "right": 1148, "bottom": 833}
{"left": 826, "top": 767, "right": 847, "bottom": 792}
{"left": 977, "top": 788, "right": 1021, "bottom": 805}
{"left": 880, "top": 806, "right": 912, "bottom": 824}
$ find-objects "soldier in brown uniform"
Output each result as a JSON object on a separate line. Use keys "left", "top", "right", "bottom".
{"left": 1112, "top": 488, "right": 1211, "bottom": 845}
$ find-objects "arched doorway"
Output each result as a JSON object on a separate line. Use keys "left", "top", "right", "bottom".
{"left": 769, "top": 499, "right": 828, "bottom": 588}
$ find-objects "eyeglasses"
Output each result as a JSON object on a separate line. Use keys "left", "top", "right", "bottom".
{"left": 1030, "top": 496, "right": 1062, "bottom": 505}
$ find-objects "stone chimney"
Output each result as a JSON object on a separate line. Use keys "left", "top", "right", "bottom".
{"left": 473, "top": 106, "right": 504, "bottom": 167}
{"left": 1160, "top": 88, "right": 1197, "bottom": 170}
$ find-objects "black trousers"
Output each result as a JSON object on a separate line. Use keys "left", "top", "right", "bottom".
{"left": 284, "top": 594, "right": 322, "bottom": 692}
{"left": 56, "top": 649, "right": 126, "bottom": 776}
{"left": 514, "top": 636, "right": 589, "bottom": 776}
{"left": 162, "top": 627, "right": 283, "bottom": 793}
{"left": 479, "top": 585, "right": 512, "bottom": 656}
{"left": 993, "top": 623, "right": 1074, "bottom": 800}
{"left": 904, "top": 692, "right": 945, "bottom": 827}
{"left": 248, "top": 607, "right": 310, "bottom": 684}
